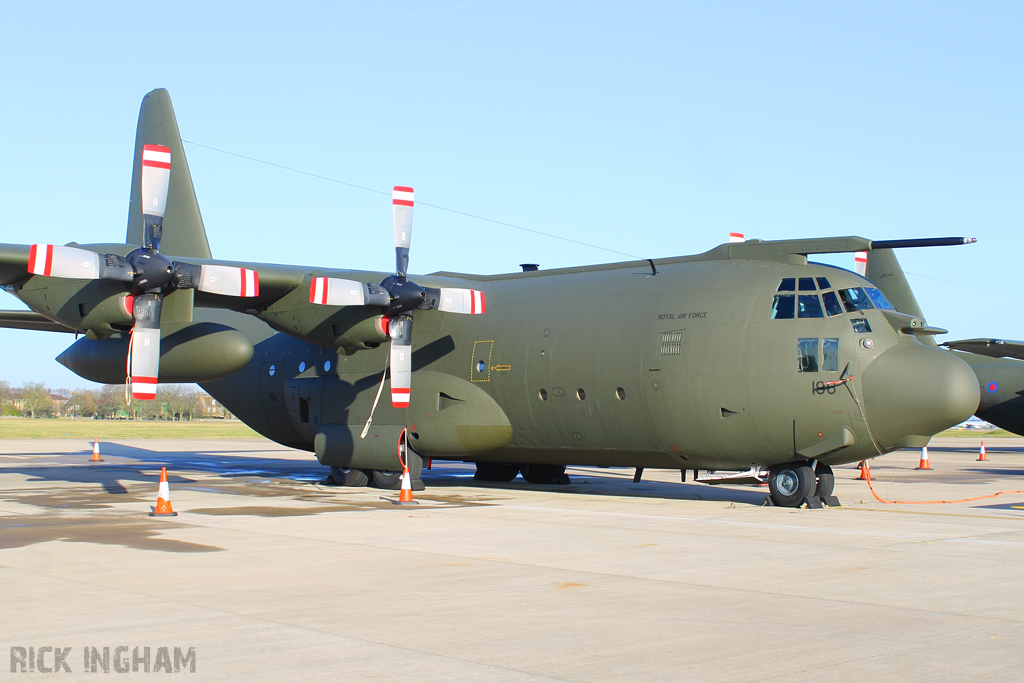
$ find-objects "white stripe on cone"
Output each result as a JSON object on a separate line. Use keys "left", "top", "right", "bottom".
{"left": 157, "top": 480, "right": 171, "bottom": 503}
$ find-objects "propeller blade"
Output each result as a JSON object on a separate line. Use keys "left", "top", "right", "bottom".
{"left": 388, "top": 315, "right": 413, "bottom": 408}
{"left": 27, "top": 244, "right": 100, "bottom": 279}
{"left": 393, "top": 186, "right": 414, "bottom": 277}
{"left": 194, "top": 265, "right": 259, "bottom": 297}
{"left": 308, "top": 277, "right": 390, "bottom": 307}
{"left": 171, "top": 263, "right": 259, "bottom": 297}
{"left": 130, "top": 293, "right": 162, "bottom": 400}
{"left": 854, "top": 251, "right": 868, "bottom": 276}
{"left": 729, "top": 232, "right": 745, "bottom": 243}
{"left": 433, "top": 287, "right": 486, "bottom": 315}
{"left": 141, "top": 144, "right": 171, "bottom": 250}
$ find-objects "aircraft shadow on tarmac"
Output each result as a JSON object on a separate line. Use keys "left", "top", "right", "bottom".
{"left": 421, "top": 467, "right": 773, "bottom": 506}
{"left": 3, "top": 442, "right": 776, "bottom": 507}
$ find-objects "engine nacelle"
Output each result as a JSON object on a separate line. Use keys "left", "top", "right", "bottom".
{"left": 259, "top": 278, "right": 390, "bottom": 352}
{"left": 57, "top": 321, "right": 254, "bottom": 384}
{"left": 17, "top": 277, "right": 134, "bottom": 336}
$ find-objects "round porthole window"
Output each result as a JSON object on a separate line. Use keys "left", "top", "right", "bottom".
{"left": 324, "top": 360, "right": 332, "bottom": 372}
{"left": 299, "top": 361, "right": 306, "bottom": 373}
{"left": 477, "top": 360, "right": 486, "bottom": 373}
{"left": 539, "top": 388, "right": 548, "bottom": 401}
{"left": 268, "top": 365, "right": 276, "bottom": 376}
{"left": 615, "top": 387, "right": 626, "bottom": 400}
{"left": 576, "top": 388, "right": 586, "bottom": 400}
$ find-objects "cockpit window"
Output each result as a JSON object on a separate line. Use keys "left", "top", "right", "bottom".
{"left": 798, "top": 277, "right": 816, "bottom": 291}
{"left": 771, "top": 295, "right": 795, "bottom": 319}
{"left": 821, "top": 291, "right": 844, "bottom": 317}
{"left": 797, "top": 294, "right": 824, "bottom": 318}
{"left": 851, "top": 318, "right": 872, "bottom": 333}
{"left": 864, "top": 287, "right": 896, "bottom": 311}
{"left": 777, "top": 278, "right": 796, "bottom": 292}
{"left": 838, "top": 287, "right": 875, "bottom": 312}
{"left": 797, "top": 338, "right": 819, "bottom": 372}
{"left": 816, "top": 277, "right": 831, "bottom": 290}
{"left": 822, "top": 338, "right": 839, "bottom": 372}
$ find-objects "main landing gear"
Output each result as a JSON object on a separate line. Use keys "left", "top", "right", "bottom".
{"left": 328, "top": 449, "right": 425, "bottom": 491}
{"left": 767, "top": 461, "right": 838, "bottom": 508}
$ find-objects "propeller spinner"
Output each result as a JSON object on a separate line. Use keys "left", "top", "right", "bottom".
{"left": 308, "top": 186, "right": 486, "bottom": 408}
{"left": 27, "top": 145, "right": 260, "bottom": 400}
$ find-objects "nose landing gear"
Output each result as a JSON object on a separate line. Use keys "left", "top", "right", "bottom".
{"left": 767, "top": 461, "right": 840, "bottom": 508}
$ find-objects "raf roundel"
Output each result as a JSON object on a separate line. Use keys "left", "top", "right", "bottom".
{"left": 987, "top": 382, "right": 999, "bottom": 393}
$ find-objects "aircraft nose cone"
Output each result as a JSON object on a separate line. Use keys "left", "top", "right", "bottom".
{"left": 861, "top": 341, "right": 979, "bottom": 449}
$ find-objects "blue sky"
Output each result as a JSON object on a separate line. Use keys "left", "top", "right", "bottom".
{"left": 1, "top": 1, "right": 1021, "bottom": 388}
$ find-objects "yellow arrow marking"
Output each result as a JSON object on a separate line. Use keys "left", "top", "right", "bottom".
{"left": 492, "top": 364, "right": 512, "bottom": 372}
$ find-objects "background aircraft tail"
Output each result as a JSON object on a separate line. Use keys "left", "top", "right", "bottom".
{"left": 125, "top": 89, "right": 212, "bottom": 259}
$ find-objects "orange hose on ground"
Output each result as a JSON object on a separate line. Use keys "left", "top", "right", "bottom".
{"left": 864, "top": 476, "right": 1024, "bottom": 505}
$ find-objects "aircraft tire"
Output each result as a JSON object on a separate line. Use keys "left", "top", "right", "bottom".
{"left": 768, "top": 462, "right": 815, "bottom": 507}
{"left": 474, "top": 462, "right": 520, "bottom": 482}
{"left": 330, "top": 466, "right": 370, "bottom": 487}
{"left": 814, "top": 463, "right": 835, "bottom": 498}
{"left": 372, "top": 470, "right": 403, "bottom": 489}
{"left": 520, "top": 464, "right": 570, "bottom": 485}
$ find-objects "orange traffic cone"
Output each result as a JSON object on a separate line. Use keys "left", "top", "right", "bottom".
{"left": 149, "top": 467, "right": 178, "bottom": 517}
{"left": 856, "top": 460, "right": 871, "bottom": 481}
{"left": 398, "top": 465, "right": 416, "bottom": 505}
{"left": 916, "top": 446, "right": 932, "bottom": 470}
{"left": 977, "top": 441, "right": 988, "bottom": 462}
{"left": 89, "top": 438, "right": 103, "bottom": 462}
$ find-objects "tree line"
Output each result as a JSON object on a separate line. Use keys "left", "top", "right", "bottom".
{"left": 0, "top": 381, "right": 233, "bottom": 420}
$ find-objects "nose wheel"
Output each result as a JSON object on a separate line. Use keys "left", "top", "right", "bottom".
{"left": 768, "top": 462, "right": 816, "bottom": 507}
{"left": 814, "top": 462, "right": 835, "bottom": 498}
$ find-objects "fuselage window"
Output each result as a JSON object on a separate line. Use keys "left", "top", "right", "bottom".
{"left": 822, "top": 338, "right": 839, "bottom": 372}
{"left": 797, "top": 338, "right": 819, "bottom": 372}
{"left": 838, "top": 287, "right": 875, "bottom": 312}
{"left": 821, "top": 291, "right": 844, "bottom": 316}
{"left": 864, "top": 287, "right": 896, "bottom": 311}
{"left": 798, "top": 277, "right": 816, "bottom": 291}
{"left": 777, "top": 278, "right": 796, "bottom": 292}
{"left": 797, "top": 294, "right": 824, "bottom": 318}
{"left": 771, "top": 295, "right": 795, "bottom": 319}
{"left": 851, "top": 318, "right": 872, "bottom": 333}
{"left": 816, "top": 277, "right": 832, "bottom": 290}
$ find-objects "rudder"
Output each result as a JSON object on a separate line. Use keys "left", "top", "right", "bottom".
{"left": 125, "top": 89, "right": 212, "bottom": 259}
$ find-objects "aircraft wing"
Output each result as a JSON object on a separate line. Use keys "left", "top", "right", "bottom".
{"left": 0, "top": 310, "right": 78, "bottom": 333}
{"left": 944, "top": 339, "right": 1024, "bottom": 361}
{"left": 0, "top": 243, "right": 31, "bottom": 286}
{"left": 0, "top": 241, "right": 311, "bottom": 310}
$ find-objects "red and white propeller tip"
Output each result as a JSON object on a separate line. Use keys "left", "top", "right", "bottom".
{"left": 388, "top": 316, "right": 412, "bottom": 408}
{"left": 28, "top": 244, "right": 100, "bottom": 278}
{"left": 393, "top": 186, "right": 414, "bottom": 276}
{"left": 728, "top": 232, "right": 745, "bottom": 243}
{"left": 437, "top": 288, "right": 486, "bottom": 315}
{"left": 197, "top": 265, "right": 259, "bottom": 297}
{"left": 141, "top": 144, "right": 171, "bottom": 218}
{"left": 309, "top": 277, "right": 388, "bottom": 307}
{"left": 854, "top": 251, "right": 868, "bottom": 277}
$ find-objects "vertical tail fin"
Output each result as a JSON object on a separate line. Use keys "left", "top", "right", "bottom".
{"left": 866, "top": 249, "right": 937, "bottom": 347}
{"left": 125, "top": 89, "right": 212, "bottom": 259}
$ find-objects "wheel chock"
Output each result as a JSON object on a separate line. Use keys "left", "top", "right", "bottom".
{"left": 821, "top": 495, "right": 842, "bottom": 507}
{"left": 801, "top": 496, "right": 824, "bottom": 509}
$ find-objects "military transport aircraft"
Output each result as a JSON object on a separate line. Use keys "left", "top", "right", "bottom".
{"left": 0, "top": 89, "right": 981, "bottom": 507}
{"left": 866, "top": 250, "right": 1024, "bottom": 436}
